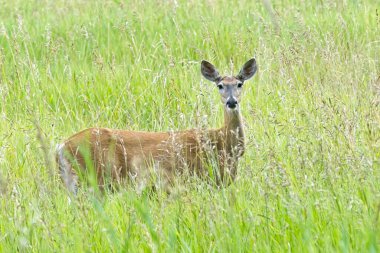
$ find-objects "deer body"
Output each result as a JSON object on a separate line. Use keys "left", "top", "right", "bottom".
{"left": 57, "top": 59, "right": 257, "bottom": 194}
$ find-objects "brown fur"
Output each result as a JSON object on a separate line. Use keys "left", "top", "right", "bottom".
{"left": 57, "top": 58, "right": 257, "bottom": 193}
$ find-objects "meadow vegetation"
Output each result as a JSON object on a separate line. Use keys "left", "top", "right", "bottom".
{"left": 0, "top": 0, "right": 379, "bottom": 251}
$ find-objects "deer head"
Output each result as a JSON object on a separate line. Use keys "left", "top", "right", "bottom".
{"left": 201, "top": 58, "right": 257, "bottom": 111}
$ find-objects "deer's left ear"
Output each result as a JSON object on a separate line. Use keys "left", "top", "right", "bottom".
{"left": 237, "top": 58, "right": 257, "bottom": 81}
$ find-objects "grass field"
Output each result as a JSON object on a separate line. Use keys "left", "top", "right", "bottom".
{"left": 0, "top": 0, "right": 379, "bottom": 251}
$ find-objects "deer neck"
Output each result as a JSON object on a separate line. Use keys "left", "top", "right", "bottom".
{"left": 223, "top": 107, "right": 245, "bottom": 156}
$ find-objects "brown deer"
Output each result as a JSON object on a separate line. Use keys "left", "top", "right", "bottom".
{"left": 56, "top": 58, "right": 257, "bottom": 194}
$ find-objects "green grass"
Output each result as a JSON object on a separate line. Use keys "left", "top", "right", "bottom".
{"left": 0, "top": 0, "right": 379, "bottom": 251}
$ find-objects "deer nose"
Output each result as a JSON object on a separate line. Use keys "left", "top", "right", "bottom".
{"left": 226, "top": 98, "right": 238, "bottom": 109}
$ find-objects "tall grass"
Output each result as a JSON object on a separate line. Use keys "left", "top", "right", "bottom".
{"left": 0, "top": 0, "right": 379, "bottom": 251}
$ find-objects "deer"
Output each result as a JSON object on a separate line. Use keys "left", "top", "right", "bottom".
{"left": 56, "top": 58, "right": 257, "bottom": 194}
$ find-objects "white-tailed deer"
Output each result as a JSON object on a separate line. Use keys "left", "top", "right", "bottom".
{"left": 56, "top": 58, "right": 257, "bottom": 194}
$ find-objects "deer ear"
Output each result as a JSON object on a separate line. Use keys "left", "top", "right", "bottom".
{"left": 201, "top": 60, "right": 221, "bottom": 82}
{"left": 237, "top": 58, "right": 257, "bottom": 81}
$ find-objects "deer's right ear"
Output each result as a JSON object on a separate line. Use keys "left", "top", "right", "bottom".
{"left": 201, "top": 60, "right": 221, "bottom": 82}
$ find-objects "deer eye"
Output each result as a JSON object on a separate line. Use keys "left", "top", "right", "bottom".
{"left": 217, "top": 84, "right": 224, "bottom": 90}
{"left": 237, "top": 82, "right": 243, "bottom": 88}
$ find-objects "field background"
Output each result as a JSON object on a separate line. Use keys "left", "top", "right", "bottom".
{"left": 0, "top": 0, "right": 379, "bottom": 251}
